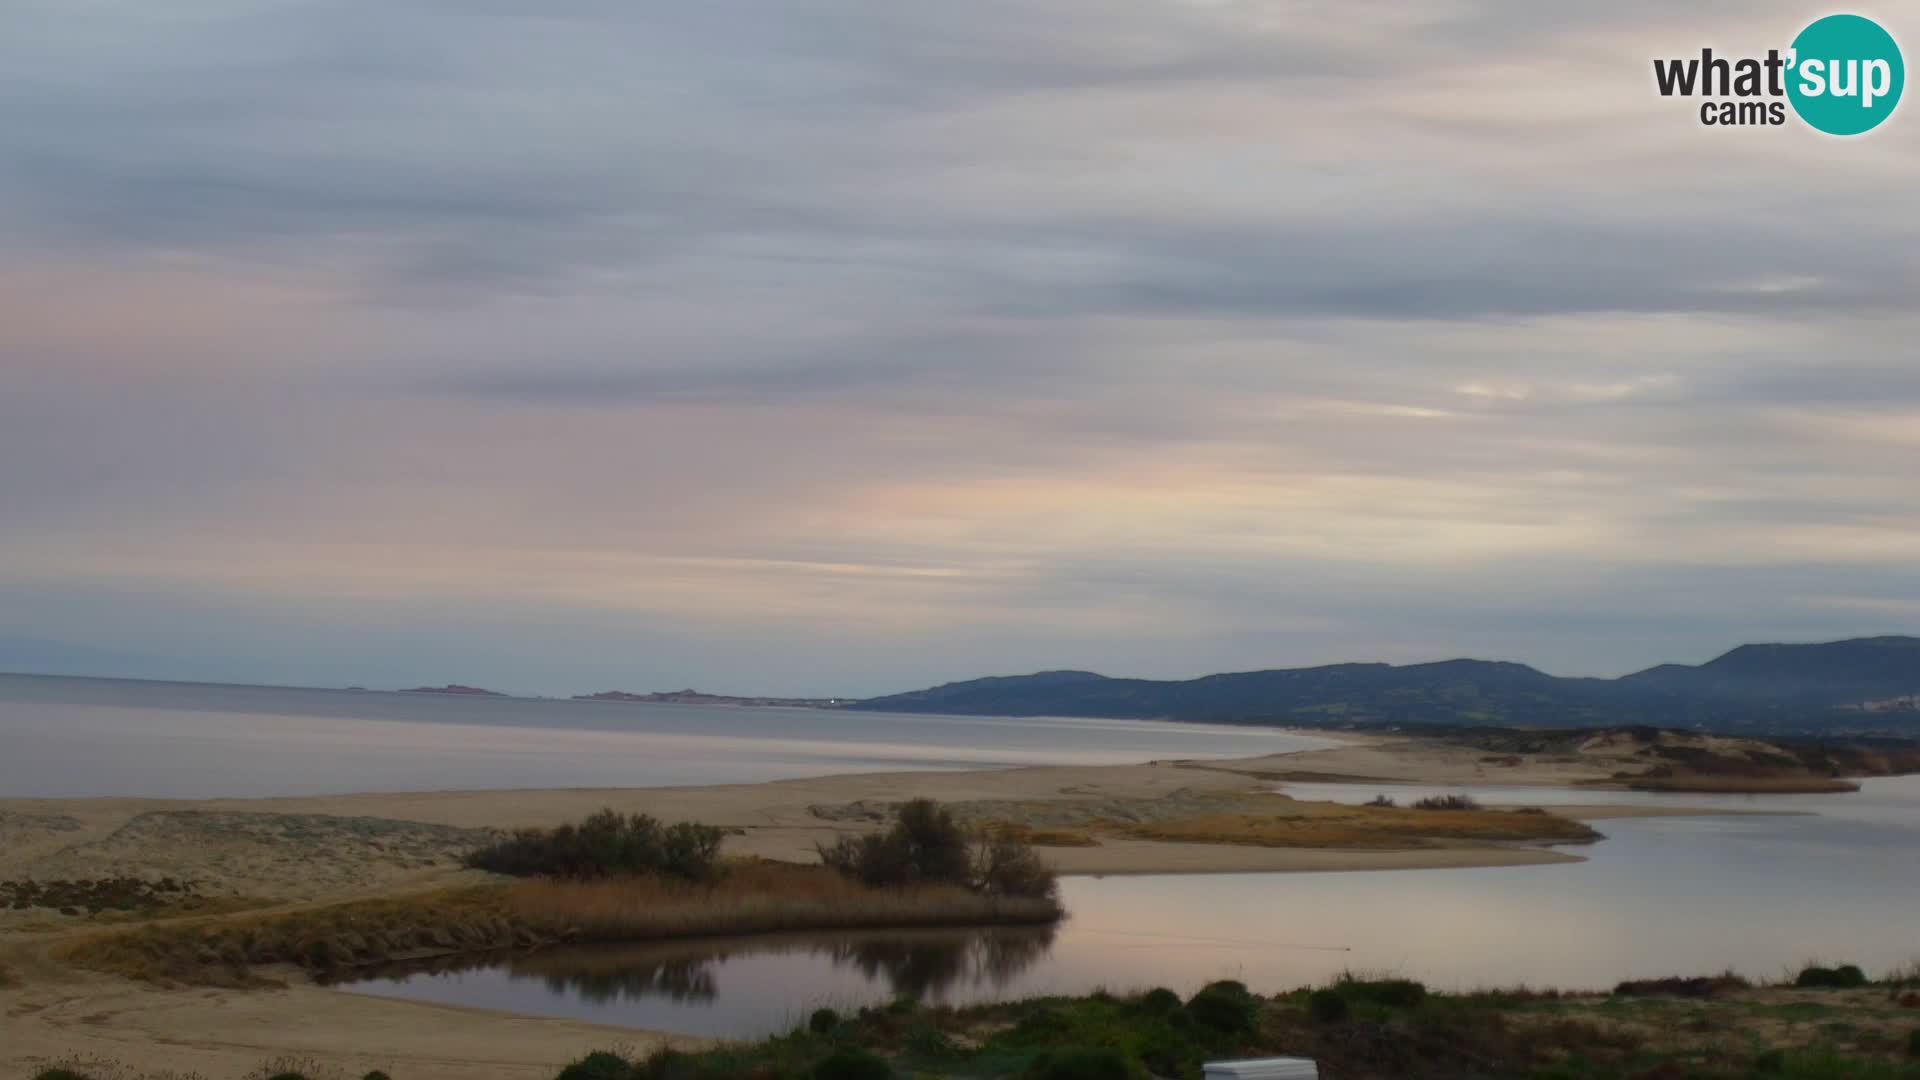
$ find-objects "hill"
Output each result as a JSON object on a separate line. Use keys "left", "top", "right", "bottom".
{"left": 853, "top": 637, "right": 1920, "bottom": 736}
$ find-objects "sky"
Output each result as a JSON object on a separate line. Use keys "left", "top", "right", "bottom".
{"left": 2, "top": 1, "right": 1918, "bottom": 697}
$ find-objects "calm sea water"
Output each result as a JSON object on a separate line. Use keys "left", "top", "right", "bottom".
{"left": 345, "top": 777, "right": 1920, "bottom": 1037}
{"left": 0, "top": 673, "right": 1329, "bottom": 797}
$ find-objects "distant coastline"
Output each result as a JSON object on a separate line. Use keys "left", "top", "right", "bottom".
{"left": 573, "top": 688, "right": 856, "bottom": 708}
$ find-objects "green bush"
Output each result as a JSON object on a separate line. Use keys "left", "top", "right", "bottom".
{"left": 1186, "top": 982, "right": 1257, "bottom": 1035}
{"left": 363, "top": 1072, "right": 392, "bottom": 1080}
{"left": 465, "top": 810, "right": 723, "bottom": 881}
{"left": 1337, "top": 977, "right": 1428, "bottom": 1009}
{"left": 1010, "top": 1006, "right": 1077, "bottom": 1043}
{"left": 263, "top": 1073, "right": 308, "bottom": 1080}
{"left": 811, "top": 1048, "right": 892, "bottom": 1080}
{"left": 556, "top": 1052, "right": 636, "bottom": 1080}
{"left": 817, "top": 799, "right": 1055, "bottom": 899}
{"left": 33, "top": 1071, "right": 94, "bottom": 1080}
{"left": 809, "top": 1007, "right": 842, "bottom": 1034}
{"left": 637, "top": 1049, "right": 694, "bottom": 1080}
{"left": 1137, "top": 987, "right": 1182, "bottom": 1014}
{"left": 1308, "top": 988, "right": 1350, "bottom": 1024}
{"left": 1755, "top": 1048, "right": 1787, "bottom": 1074}
{"left": 1794, "top": 964, "right": 1868, "bottom": 989}
{"left": 1410, "top": 794, "right": 1482, "bottom": 811}
{"left": 974, "top": 834, "right": 1059, "bottom": 901}
{"left": 1907, "top": 1029, "right": 1920, "bottom": 1059}
{"left": 904, "top": 1025, "right": 960, "bottom": 1058}
{"left": 1023, "top": 1047, "right": 1138, "bottom": 1080}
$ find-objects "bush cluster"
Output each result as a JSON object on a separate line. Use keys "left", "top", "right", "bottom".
{"left": 1023, "top": 1047, "right": 1138, "bottom": 1080}
{"left": 817, "top": 799, "right": 1056, "bottom": 900}
{"left": 1186, "top": 980, "right": 1259, "bottom": 1035}
{"left": 1410, "top": 794, "right": 1483, "bottom": 811}
{"left": 464, "top": 809, "right": 724, "bottom": 881}
{"left": 810, "top": 1049, "right": 891, "bottom": 1080}
{"left": 1794, "top": 963, "right": 1869, "bottom": 989}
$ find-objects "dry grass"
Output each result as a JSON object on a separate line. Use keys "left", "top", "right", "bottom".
{"left": 979, "top": 822, "right": 1102, "bottom": 847}
{"left": 1116, "top": 797, "right": 1599, "bottom": 849}
{"left": 66, "top": 862, "right": 1061, "bottom": 986}
{"left": 1622, "top": 771, "right": 1860, "bottom": 794}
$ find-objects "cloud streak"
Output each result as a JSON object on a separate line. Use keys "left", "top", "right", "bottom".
{"left": 1, "top": 0, "right": 1916, "bottom": 694}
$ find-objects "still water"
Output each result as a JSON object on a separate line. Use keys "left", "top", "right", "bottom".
{"left": 0, "top": 673, "right": 1329, "bottom": 797}
{"left": 345, "top": 777, "right": 1920, "bottom": 1037}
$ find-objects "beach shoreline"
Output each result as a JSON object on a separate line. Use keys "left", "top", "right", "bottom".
{"left": 0, "top": 729, "right": 1858, "bottom": 1080}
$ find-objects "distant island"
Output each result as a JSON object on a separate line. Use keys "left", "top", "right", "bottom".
{"left": 398, "top": 684, "right": 506, "bottom": 697}
{"left": 575, "top": 689, "right": 856, "bottom": 708}
{"left": 852, "top": 635, "right": 1920, "bottom": 738}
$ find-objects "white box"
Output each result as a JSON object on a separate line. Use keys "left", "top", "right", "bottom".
{"left": 1202, "top": 1058, "right": 1318, "bottom": 1080}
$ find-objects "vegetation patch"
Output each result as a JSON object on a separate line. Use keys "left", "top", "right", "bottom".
{"left": 464, "top": 810, "right": 726, "bottom": 881}
{"left": 978, "top": 823, "right": 1101, "bottom": 848}
{"left": 28, "top": 977, "right": 1920, "bottom": 1080}
{"left": 1114, "top": 795, "right": 1599, "bottom": 850}
{"left": 2, "top": 877, "right": 201, "bottom": 915}
{"left": 1621, "top": 769, "right": 1860, "bottom": 794}
{"left": 1613, "top": 973, "right": 1751, "bottom": 998}
{"left": 1799, "top": 964, "right": 1872, "bottom": 990}
{"left": 66, "top": 862, "right": 1060, "bottom": 986}
{"left": 819, "top": 799, "right": 1058, "bottom": 900}
{"left": 1410, "top": 794, "right": 1483, "bottom": 811}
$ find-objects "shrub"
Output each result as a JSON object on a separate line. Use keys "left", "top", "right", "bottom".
{"left": 34, "top": 1071, "right": 94, "bottom": 1080}
{"left": 811, "top": 1049, "right": 892, "bottom": 1080}
{"left": 1612, "top": 974, "right": 1749, "bottom": 998}
{"left": 1794, "top": 964, "right": 1868, "bottom": 989}
{"left": 1338, "top": 977, "right": 1428, "bottom": 1009}
{"left": 1186, "top": 982, "right": 1257, "bottom": 1035}
{"left": 1138, "top": 987, "right": 1183, "bottom": 1014}
{"left": 1024, "top": 1047, "right": 1138, "bottom": 1080}
{"left": 1755, "top": 1049, "right": 1787, "bottom": 1074}
{"left": 1907, "top": 1029, "right": 1920, "bottom": 1059}
{"left": 904, "top": 1025, "right": 960, "bottom": 1058}
{"left": 556, "top": 1052, "right": 636, "bottom": 1080}
{"left": 363, "top": 1073, "right": 392, "bottom": 1080}
{"left": 1308, "top": 988, "right": 1350, "bottom": 1024}
{"left": 1010, "top": 1006, "right": 1076, "bottom": 1043}
{"left": 637, "top": 1049, "right": 694, "bottom": 1080}
{"left": 818, "top": 799, "right": 1055, "bottom": 900}
{"left": 809, "top": 1007, "right": 842, "bottom": 1034}
{"left": 465, "top": 810, "right": 724, "bottom": 881}
{"left": 1365, "top": 794, "right": 1397, "bottom": 807}
{"left": 1411, "top": 794, "right": 1482, "bottom": 811}
{"left": 975, "top": 835, "right": 1059, "bottom": 901}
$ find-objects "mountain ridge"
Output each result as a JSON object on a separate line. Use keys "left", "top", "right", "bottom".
{"left": 853, "top": 636, "right": 1920, "bottom": 737}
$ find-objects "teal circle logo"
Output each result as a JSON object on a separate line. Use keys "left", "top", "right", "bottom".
{"left": 1787, "top": 14, "right": 1904, "bottom": 135}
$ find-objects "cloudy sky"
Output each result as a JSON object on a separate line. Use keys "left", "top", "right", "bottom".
{"left": 2, "top": 1, "right": 1917, "bottom": 696}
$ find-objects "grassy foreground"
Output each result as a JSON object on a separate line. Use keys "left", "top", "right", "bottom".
{"left": 27, "top": 972, "right": 1920, "bottom": 1080}
{"left": 542, "top": 974, "right": 1920, "bottom": 1080}
{"left": 65, "top": 862, "right": 1061, "bottom": 986}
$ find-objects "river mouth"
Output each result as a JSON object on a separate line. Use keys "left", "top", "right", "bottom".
{"left": 339, "top": 777, "right": 1920, "bottom": 1039}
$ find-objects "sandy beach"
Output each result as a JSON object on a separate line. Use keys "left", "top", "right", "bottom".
{"left": 0, "top": 731, "right": 1796, "bottom": 1080}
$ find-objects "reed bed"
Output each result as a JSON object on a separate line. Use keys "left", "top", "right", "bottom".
{"left": 505, "top": 862, "right": 1061, "bottom": 940}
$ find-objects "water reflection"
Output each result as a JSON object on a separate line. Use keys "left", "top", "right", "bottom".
{"left": 345, "top": 925, "right": 1055, "bottom": 1037}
